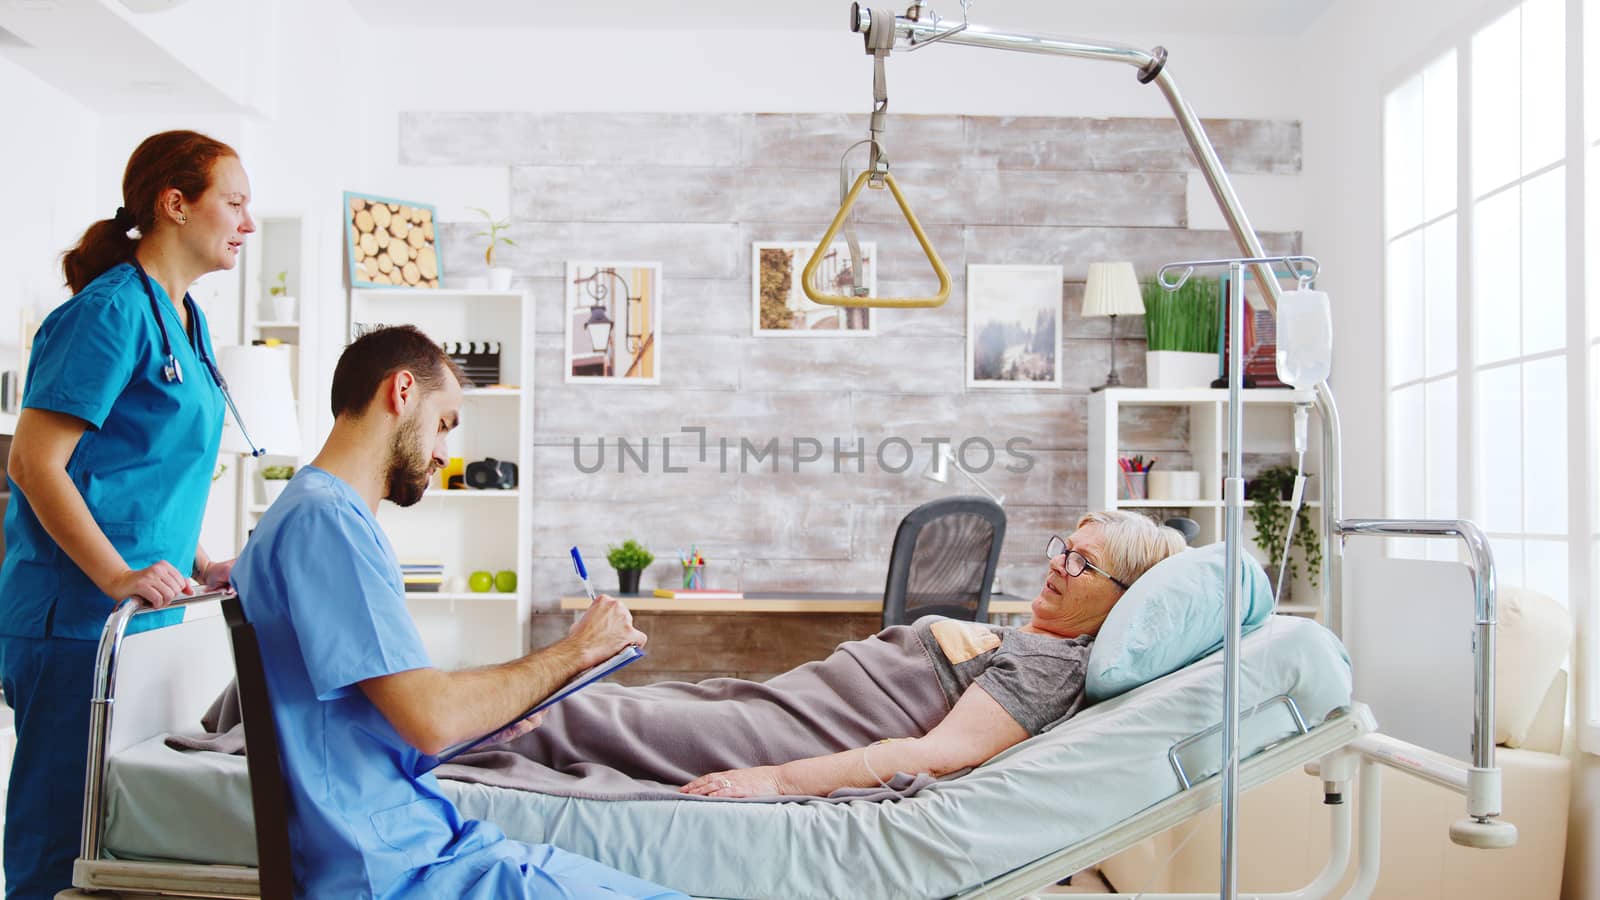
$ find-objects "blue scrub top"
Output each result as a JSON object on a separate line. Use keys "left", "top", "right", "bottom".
{"left": 233, "top": 467, "right": 507, "bottom": 898}
{"left": 0, "top": 263, "right": 224, "bottom": 640}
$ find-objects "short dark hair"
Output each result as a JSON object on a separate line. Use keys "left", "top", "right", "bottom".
{"left": 330, "top": 325, "right": 465, "bottom": 418}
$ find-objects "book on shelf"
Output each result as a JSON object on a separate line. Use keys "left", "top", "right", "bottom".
{"left": 651, "top": 588, "right": 745, "bottom": 600}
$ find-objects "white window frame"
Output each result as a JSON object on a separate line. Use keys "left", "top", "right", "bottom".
{"left": 1382, "top": 0, "right": 1597, "bottom": 753}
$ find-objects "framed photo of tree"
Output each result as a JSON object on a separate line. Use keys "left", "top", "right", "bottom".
{"left": 966, "top": 264, "right": 1063, "bottom": 389}
{"left": 751, "top": 241, "right": 876, "bottom": 336}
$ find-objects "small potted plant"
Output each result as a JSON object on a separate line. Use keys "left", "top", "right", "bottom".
{"left": 260, "top": 464, "right": 295, "bottom": 505}
{"left": 1245, "top": 464, "right": 1321, "bottom": 599}
{"left": 469, "top": 207, "right": 516, "bottom": 291}
{"left": 267, "top": 271, "right": 296, "bottom": 323}
{"left": 1141, "top": 276, "right": 1221, "bottom": 388}
{"left": 605, "top": 539, "right": 654, "bottom": 595}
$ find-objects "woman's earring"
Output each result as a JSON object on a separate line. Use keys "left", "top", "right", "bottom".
{"left": 178, "top": 215, "right": 188, "bottom": 224}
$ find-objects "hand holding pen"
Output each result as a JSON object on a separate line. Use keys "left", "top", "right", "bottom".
{"left": 568, "top": 546, "right": 646, "bottom": 667}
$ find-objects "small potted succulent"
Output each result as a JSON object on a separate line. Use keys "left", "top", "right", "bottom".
{"left": 267, "top": 270, "right": 297, "bottom": 322}
{"left": 605, "top": 539, "right": 655, "bottom": 595}
{"left": 469, "top": 207, "right": 516, "bottom": 291}
{"left": 260, "top": 464, "right": 296, "bottom": 505}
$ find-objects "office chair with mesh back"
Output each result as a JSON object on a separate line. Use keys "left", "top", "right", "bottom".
{"left": 220, "top": 595, "right": 296, "bottom": 900}
{"left": 881, "top": 496, "right": 1007, "bottom": 629}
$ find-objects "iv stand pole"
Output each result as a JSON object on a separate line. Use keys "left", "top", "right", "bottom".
{"left": 1156, "top": 253, "right": 1319, "bottom": 900}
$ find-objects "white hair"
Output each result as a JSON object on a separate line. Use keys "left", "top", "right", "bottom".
{"left": 1075, "top": 510, "right": 1187, "bottom": 587}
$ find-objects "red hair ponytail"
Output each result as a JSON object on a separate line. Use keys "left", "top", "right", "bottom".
{"left": 62, "top": 130, "right": 237, "bottom": 294}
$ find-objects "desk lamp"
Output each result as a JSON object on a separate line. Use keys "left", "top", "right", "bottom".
{"left": 922, "top": 444, "right": 1004, "bottom": 507}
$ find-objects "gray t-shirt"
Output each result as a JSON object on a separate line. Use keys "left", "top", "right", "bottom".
{"left": 913, "top": 615, "right": 1094, "bottom": 735}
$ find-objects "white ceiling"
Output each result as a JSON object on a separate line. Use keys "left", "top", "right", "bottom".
{"left": 344, "top": 0, "right": 1338, "bottom": 36}
{"left": 0, "top": 0, "right": 246, "bottom": 113}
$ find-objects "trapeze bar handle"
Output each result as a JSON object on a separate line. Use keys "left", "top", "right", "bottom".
{"left": 802, "top": 169, "right": 952, "bottom": 309}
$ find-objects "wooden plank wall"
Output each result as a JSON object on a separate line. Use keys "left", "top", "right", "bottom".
{"left": 399, "top": 111, "right": 1302, "bottom": 624}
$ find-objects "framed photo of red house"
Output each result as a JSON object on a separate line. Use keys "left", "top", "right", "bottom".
{"left": 1215, "top": 267, "right": 1300, "bottom": 389}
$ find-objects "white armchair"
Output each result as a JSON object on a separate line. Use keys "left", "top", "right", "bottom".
{"left": 1100, "top": 586, "right": 1573, "bottom": 898}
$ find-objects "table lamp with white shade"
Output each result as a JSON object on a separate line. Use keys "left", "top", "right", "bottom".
{"left": 216, "top": 345, "right": 302, "bottom": 526}
{"left": 1081, "top": 261, "right": 1145, "bottom": 391}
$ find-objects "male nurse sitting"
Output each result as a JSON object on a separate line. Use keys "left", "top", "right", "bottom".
{"left": 231, "top": 325, "right": 684, "bottom": 899}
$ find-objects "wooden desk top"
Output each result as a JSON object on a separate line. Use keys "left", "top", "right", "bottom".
{"left": 558, "top": 592, "right": 1034, "bottom": 615}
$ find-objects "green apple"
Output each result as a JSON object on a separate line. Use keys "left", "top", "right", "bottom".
{"left": 468, "top": 571, "right": 493, "bottom": 593}
{"left": 494, "top": 570, "right": 518, "bottom": 593}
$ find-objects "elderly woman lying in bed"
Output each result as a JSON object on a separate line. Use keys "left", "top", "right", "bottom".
{"left": 472, "top": 510, "right": 1185, "bottom": 801}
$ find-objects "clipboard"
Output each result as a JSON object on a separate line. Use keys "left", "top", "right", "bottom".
{"left": 423, "top": 645, "right": 644, "bottom": 769}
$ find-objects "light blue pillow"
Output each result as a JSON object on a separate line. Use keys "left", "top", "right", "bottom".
{"left": 1086, "top": 541, "right": 1274, "bottom": 701}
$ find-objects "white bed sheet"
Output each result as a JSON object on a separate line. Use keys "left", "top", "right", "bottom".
{"left": 104, "top": 615, "right": 1353, "bottom": 899}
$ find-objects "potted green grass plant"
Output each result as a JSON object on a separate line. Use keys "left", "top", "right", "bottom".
{"left": 1142, "top": 276, "right": 1221, "bottom": 389}
{"left": 606, "top": 539, "right": 655, "bottom": 594}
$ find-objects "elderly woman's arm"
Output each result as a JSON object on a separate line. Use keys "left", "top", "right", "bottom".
{"left": 680, "top": 683, "right": 1029, "bottom": 799}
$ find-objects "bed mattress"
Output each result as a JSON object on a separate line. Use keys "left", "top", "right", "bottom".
{"left": 104, "top": 615, "right": 1353, "bottom": 899}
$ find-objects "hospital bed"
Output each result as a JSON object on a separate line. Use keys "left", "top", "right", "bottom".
{"left": 67, "top": 591, "right": 1369, "bottom": 900}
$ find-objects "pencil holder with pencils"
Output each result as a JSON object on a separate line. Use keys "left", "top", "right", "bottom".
{"left": 1118, "top": 456, "right": 1154, "bottom": 500}
{"left": 679, "top": 548, "right": 706, "bottom": 590}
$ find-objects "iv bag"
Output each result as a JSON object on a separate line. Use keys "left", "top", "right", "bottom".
{"left": 1275, "top": 288, "right": 1332, "bottom": 389}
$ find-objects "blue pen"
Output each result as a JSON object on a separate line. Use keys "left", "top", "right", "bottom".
{"left": 570, "top": 546, "right": 598, "bottom": 603}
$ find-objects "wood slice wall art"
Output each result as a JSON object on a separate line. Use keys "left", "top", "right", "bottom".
{"left": 343, "top": 191, "right": 440, "bottom": 289}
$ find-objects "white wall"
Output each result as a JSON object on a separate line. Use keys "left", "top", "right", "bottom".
{"left": 0, "top": 55, "right": 98, "bottom": 352}
{"left": 352, "top": 23, "right": 1314, "bottom": 222}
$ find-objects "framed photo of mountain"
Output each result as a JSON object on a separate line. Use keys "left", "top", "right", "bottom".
{"left": 966, "top": 264, "right": 1063, "bottom": 389}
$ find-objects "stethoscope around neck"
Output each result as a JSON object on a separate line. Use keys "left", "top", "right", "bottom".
{"left": 133, "top": 261, "right": 266, "bottom": 458}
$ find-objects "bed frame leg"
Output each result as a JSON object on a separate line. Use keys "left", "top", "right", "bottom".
{"left": 1340, "top": 758, "right": 1381, "bottom": 899}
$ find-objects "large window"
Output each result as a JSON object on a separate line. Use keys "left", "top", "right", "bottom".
{"left": 1385, "top": 0, "right": 1594, "bottom": 748}
{"left": 1384, "top": 51, "right": 1459, "bottom": 562}
{"left": 1470, "top": 0, "right": 1569, "bottom": 603}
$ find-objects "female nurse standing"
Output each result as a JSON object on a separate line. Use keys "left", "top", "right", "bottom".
{"left": 0, "top": 130, "right": 253, "bottom": 899}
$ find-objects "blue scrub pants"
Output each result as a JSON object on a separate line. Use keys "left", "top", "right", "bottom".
{"left": 0, "top": 636, "right": 97, "bottom": 900}
{"left": 391, "top": 837, "right": 687, "bottom": 900}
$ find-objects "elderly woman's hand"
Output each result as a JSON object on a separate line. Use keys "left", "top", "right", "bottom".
{"left": 680, "top": 765, "right": 787, "bottom": 799}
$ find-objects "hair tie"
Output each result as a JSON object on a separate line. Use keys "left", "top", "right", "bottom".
{"left": 113, "top": 206, "right": 135, "bottom": 230}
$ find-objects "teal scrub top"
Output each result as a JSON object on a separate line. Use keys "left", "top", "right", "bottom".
{"left": 0, "top": 262, "right": 224, "bottom": 641}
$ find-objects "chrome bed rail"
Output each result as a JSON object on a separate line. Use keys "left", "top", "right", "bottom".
{"left": 78, "top": 591, "right": 234, "bottom": 877}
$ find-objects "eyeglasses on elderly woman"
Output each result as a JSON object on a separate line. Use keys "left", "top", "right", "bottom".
{"left": 1045, "top": 534, "right": 1131, "bottom": 592}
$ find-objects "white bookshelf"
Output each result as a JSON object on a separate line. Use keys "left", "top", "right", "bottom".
{"left": 233, "top": 214, "right": 319, "bottom": 550}
{"left": 1088, "top": 387, "right": 1326, "bottom": 619}
{"left": 349, "top": 287, "right": 534, "bottom": 669}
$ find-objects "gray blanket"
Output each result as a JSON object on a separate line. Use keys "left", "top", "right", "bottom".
{"left": 170, "top": 625, "right": 951, "bottom": 802}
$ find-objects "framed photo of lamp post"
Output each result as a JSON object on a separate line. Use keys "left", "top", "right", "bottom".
{"left": 343, "top": 192, "right": 440, "bottom": 289}
{"left": 564, "top": 261, "right": 662, "bottom": 384}
{"left": 752, "top": 241, "right": 876, "bottom": 336}
{"left": 965, "top": 263, "right": 1063, "bottom": 389}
